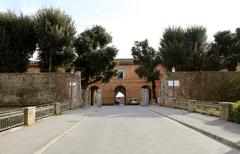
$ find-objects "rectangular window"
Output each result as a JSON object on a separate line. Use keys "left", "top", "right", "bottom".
{"left": 117, "top": 71, "right": 124, "bottom": 80}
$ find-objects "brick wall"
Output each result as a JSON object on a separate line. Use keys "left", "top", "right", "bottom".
{"left": 162, "top": 72, "right": 240, "bottom": 101}
{"left": 0, "top": 73, "right": 81, "bottom": 107}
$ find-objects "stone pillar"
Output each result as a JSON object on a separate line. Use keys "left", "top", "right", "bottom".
{"left": 54, "top": 102, "right": 61, "bottom": 115}
{"left": 24, "top": 107, "right": 36, "bottom": 125}
{"left": 219, "top": 102, "right": 232, "bottom": 120}
{"left": 70, "top": 101, "right": 75, "bottom": 109}
{"left": 172, "top": 98, "right": 177, "bottom": 108}
{"left": 188, "top": 100, "right": 196, "bottom": 112}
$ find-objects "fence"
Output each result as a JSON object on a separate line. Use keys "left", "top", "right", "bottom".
{"left": 176, "top": 99, "right": 188, "bottom": 110}
{"left": 0, "top": 102, "right": 72, "bottom": 132}
{"left": 0, "top": 109, "right": 24, "bottom": 132}
{"left": 60, "top": 102, "right": 71, "bottom": 112}
{"left": 36, "top": 104, "right": 55, "bottom": 120}
{"left": 195, "top": 101, "right": 220, "bottom": 117}
{"left": 160, "top": 98, "right": 231, "bottom": 120}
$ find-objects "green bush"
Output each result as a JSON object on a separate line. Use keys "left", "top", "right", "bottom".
{"left": 229, "top": 101, "right": 240, "bottom": 124}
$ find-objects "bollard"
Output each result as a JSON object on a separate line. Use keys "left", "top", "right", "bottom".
{"left": 219, "top": 102, "right": 232, "bottom": 120}
{"left": 188, "top": 100, "right": 196, "bottom": 112}
{"left": 24, "top": 107, "right": 36, "bottom": 125}
{"left": 54, "top": 102, "right": 61, "bottom": 115}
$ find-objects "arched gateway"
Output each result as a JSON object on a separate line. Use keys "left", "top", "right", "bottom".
{"left": 87, "top": 59, "right": 162, "bottom": 105}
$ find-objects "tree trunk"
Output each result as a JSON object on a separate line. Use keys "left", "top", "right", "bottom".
{"left": 151, "top": 80, "right": 157, "bottom": 104}
{"left": 48, "top": 51, "right": 53, "bottom": 72}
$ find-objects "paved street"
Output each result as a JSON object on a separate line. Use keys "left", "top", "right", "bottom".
{"left": 45, "top": 106, "right": 238, "bottom": 154}
{"left": 0, "top": 106, "right": 239, "bottom": 154}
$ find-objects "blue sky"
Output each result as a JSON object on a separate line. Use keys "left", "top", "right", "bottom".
{"left": 1, "top": 0, "right": 240, "bottom": 58}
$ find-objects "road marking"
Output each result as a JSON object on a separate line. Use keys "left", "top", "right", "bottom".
{"left": 34, "top": 116, "right": 89, "bottom": 154}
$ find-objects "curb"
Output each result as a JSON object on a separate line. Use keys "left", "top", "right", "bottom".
{"left": 146, "top": 108, "right": 240, "bottom": 151}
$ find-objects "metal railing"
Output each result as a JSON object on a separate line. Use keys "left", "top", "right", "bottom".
{"left": 0, "top": 110, "right": 24, "bottom": 132}
{"left": 36, "top": 104, "right": 55, "bottom": 120}
{"left": 176, "top": 99, "right": 188, "bottom": 110}
{"left": 195, "top": 101, "right": 220, "bottom": 117}
{"left": 60, "top": 102, "right": 70, "bottom": 112}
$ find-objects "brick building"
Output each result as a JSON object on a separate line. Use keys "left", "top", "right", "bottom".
{"left": 87, "top": 59, "right": 165, "bottom": 106}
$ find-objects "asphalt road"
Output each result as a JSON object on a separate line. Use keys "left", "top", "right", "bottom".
{"left": 43, "top": 106, "right": 239, "bottom": 154}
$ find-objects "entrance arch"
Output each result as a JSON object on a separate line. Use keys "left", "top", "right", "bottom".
{"left": 114, "top": 86, "right": 126, "bottom": 105}
{"left": 140, "top": 85, "right": 151, "bottom": 105}
{"left": 90, "top": 86, "right": 100, "bottom": 106}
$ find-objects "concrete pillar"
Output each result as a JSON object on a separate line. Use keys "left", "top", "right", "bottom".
{"left": 24, "top": 107, "right": 36, "bottom": 125}
{"left": 188, "top": 100, "right": 196, "bottom": 112}
{"left": 219, "top": 102, "right": 232, "bottom": 120}
{"left": 54, "top": 102, "right": 61, "bottom": 115}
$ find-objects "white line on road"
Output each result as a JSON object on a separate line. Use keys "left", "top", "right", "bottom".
{"left": 34, "top": 116, "right": 89, "bottom": 154}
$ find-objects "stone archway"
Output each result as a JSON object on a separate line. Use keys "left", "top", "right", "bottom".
{"left": 90, "top": 86, "right": 100, "bottom": 106}
{"left": 114, "top": 86, "right": 126, "bottom": 105}
{"left": 140, "top": 85, "right": 151, "bottom": 105}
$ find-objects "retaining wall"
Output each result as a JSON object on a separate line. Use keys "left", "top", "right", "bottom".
{"left": 0, "top": 73, "right": 81, "bottom": 106}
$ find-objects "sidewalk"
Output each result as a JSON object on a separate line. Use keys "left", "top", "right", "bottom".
{"left": 147, "top": 106, "right": 240, "bottom": 150}
{"left": 0, "top": 107, "right": 96, "bottom": 154}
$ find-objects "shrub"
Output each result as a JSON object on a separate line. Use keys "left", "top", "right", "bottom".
{"left": 229, "top": 101, "right": 240, "bottom": 124}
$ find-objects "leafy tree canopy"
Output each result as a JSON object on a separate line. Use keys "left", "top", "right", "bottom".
{"left": 35, "top": 7, "right": 76, "bottom": 72}
{"left": 0, "top": 11, "right": 37, "bottom": 72}
{"left": 159, "top": 26, "right": 208, "bottom": 71}
{"left": 209, "top": 29, "right": 240, "bottom": 71}
{"left": 74, "top": 25, "right": 118, "bottom": 88}
{"left": 131, "top": 39, "right": 160, "bottom": 101}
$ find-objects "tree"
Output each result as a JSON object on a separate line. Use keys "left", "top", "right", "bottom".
{"left": 159, "top": 26, "right": 186, "bottom": 71}
{"left": 35, "top": 8, "right": 76, "bottom": 72}
{"left": 184, "top": 26, "right": 208, "bottom": 71}
{"left": 74, "top": 25, "right": 118, "bottom": 89}
{"left": 0, "top": 11, "right": 37, "bottom": 72}
{"left": 210, "top": 30, "right": 240, "bottom": 71}
{"left": 201, "top": 43, "right": 225, "bottom": 71}
{"left": 131, "top": 39, "right": 160, "bottom": 102}
{"left": 159, "top": 26, "right": 209, "bottom": 71}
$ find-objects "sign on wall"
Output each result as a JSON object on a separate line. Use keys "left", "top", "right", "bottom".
{"left": 168, "top": 80, "right": 180, "bottom": 87}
